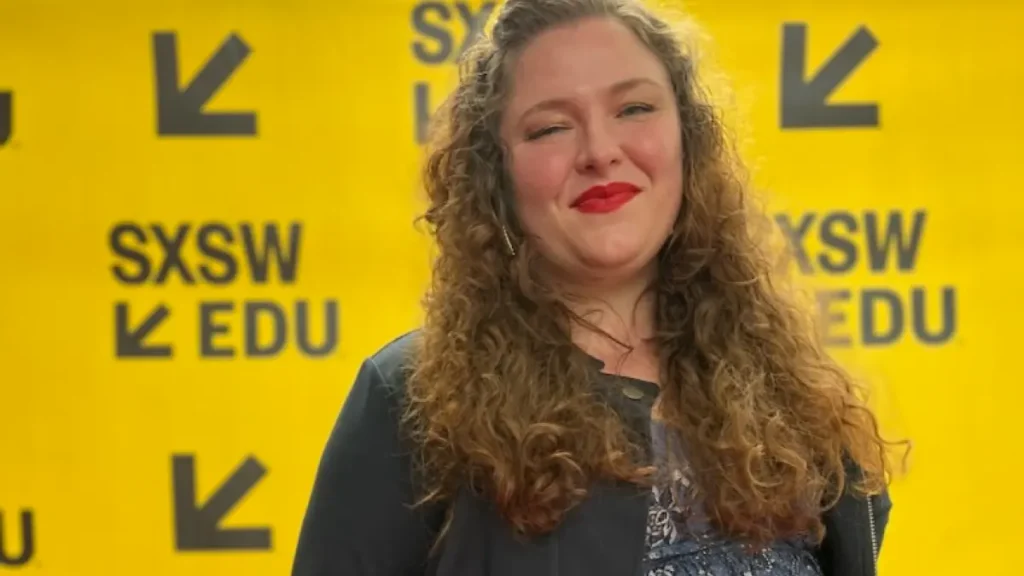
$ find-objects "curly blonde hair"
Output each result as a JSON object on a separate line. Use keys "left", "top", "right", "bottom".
{"left": 402, "top": 0, "right": 899, "bottom": 547}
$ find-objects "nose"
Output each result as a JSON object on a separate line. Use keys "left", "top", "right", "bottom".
{"left": 575, "top": 117, "right": 623, "bottom": 174}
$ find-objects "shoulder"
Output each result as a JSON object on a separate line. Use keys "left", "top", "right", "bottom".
{"left": 325, "top": 329, "right": 423, "bottom": 449}
{"left": 333, "top": 329, "right": 422, "bottom": 424}
{"left": 291, "top": 330, "right": 441, "bottom": 574}
{"left": 363, "top": 329, "right": 421, "bottom": 392}
{"left": 348, "top": 329, "right": 422, "bottom": 410}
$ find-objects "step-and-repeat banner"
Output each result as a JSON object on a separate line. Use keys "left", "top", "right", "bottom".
{"left": 1, "top": 1, "right": 1021, "bottom": 574}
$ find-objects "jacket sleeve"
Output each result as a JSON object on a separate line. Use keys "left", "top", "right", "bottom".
{"left": 291, "top": 357, "right": 442, "bottom": 576}
{"left": 872, "top": 489, "right": 893, "bottom": 551}
{"left": 816, "top": 460, "right": 895, "bottom": 576}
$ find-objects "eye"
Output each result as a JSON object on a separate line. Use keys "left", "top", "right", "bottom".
{"left": 525, "top": 125, "right": 567, "bottom": 141}
{"left": 619, "top": 102, "right": 655, "bottom": 116}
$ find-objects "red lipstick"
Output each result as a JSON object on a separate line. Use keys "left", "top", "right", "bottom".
{"left": 570, "top": 182, "right": 641, "bottom": 214}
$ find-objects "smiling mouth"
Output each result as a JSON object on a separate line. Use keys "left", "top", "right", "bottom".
{"left": 571, "top": 182, "right": 641, "bottom": 214}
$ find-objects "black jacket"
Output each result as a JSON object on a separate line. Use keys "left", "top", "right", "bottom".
{"left": 292, "top": 331, "right": 892, "bottom": 576}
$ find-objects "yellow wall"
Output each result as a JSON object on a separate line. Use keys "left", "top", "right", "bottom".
{"left": 1, "top": 0, "right": 1021, "bottom": 574}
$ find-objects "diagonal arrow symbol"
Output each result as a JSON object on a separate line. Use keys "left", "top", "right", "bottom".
{"left": 153, "top": 32, "right": 257, "bottom": 136}
{"left": 115, "top": 302, "right": 172, "bottom": 358}
{"left": 781, "top": 23, "right": 880, "bottom": 129}
{"left": 172, "top": 454, "right": 272, "bottom": 551}
{"left": 0, "top": 91, "right": 11, "bottom": 147}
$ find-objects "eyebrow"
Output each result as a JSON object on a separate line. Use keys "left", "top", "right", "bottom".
{"left": 518, "top": 77, "right": 665, "bottom": 119}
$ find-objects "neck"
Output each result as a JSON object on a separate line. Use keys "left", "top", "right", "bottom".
{"left": 559, "top": 267, "right": 658, "bottom": 352}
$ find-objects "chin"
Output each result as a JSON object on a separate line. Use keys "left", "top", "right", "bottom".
{"left": 577, "top": 246, "right": 654, "bottom": 278}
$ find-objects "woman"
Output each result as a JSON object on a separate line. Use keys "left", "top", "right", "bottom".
{"left": 292, "top": 0, "right": 897, "bottom": 575}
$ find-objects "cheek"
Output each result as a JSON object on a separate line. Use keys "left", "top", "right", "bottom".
{"left": 509, "top": 143, "right": 573, "bottom": 206}
{"left": 625, "top": 119, "right": 682, "bottom": 182}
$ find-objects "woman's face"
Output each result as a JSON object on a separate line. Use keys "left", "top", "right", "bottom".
{"left": 500, "top": 16, "right": 683, "bottom": 288}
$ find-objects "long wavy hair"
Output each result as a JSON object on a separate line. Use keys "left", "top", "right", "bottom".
{"left": 402, "top": 0, "right": 899, "bottom": 547}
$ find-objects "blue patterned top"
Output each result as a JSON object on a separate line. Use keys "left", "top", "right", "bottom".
{"left": 642, "top": 423, "right": 822, "bottom": 576}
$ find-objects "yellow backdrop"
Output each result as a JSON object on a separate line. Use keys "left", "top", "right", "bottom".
{"left": 1, "top": 0, "right": 1021, "bottom": 574}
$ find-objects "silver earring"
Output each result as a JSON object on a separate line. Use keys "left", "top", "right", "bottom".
{"left": 501, "top": 225, "right": 516, "bottom": 257}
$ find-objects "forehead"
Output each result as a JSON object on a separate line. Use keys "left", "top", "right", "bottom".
{"left": 505, "top": 16, "right": 670, "bottom": 112}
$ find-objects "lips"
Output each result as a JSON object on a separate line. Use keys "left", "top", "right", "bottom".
{"left": 570, "top": 181, "right": 641, "bottom": 214}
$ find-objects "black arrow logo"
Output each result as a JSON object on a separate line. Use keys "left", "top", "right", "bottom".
{"left": 115, "top": 302, "right": 172, "bottom": 358}
{"left": 172, "top": 455, "right": 272, "bottom": 551}
{"left": 0, "top": 91, "right": 11, "bottom": 147}
{"left": 153, "top": 32, "right": 257, "bottom": 136}
{"left": 781, "top": 23, "right": 879, "bottom": 129}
